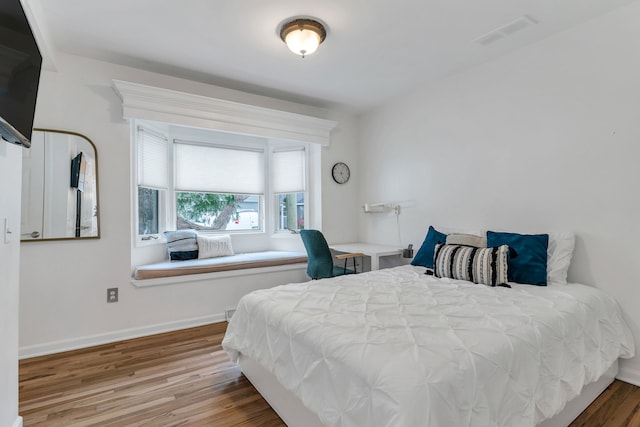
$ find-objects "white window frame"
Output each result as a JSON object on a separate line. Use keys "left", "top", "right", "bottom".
{"left": 173, "top": 136, "right": 267, "bottom": 235}
{"left": 132, "top": 122, "right": 171, "bottom": 246}
{"left": 270, "top": 145, "right": 310, "bottom": 234}
{"left": 132, "top": 121, "right": 313, "bottom": 246}
{"left": 116, "top": 79, "right": 335, "bottom": 249}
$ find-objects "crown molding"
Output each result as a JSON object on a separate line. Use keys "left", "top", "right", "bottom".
{"left": 112, "top": 80, "right": 337, "bottom": 146}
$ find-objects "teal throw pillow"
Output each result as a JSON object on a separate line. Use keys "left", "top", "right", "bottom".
{"left": 411, "top": 226, "right": 447, "bottom": 269}
{"left": 486, "top": 231, "right": 549, "bottom": 286}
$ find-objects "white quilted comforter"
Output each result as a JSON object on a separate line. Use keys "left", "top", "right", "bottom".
{"left": 222, "top": 265, "right": 634, "bottom": 427}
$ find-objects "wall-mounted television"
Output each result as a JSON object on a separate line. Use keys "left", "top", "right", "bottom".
{"left": 0, "top": 0, "right": 42, "bottom": 148}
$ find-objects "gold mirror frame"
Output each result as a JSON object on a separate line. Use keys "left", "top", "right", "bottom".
{"left": 21, "top": 129, "right": 100, "bottom": 241}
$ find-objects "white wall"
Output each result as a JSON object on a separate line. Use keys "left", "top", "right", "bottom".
{"left": 19, "top": 52, "right": 359, "bottom": 356}
{"left": 0, "top": 142, "right": 23, "bottom": 427}
{"left": 359, "top": 2, "right": 640, "bottom": 384}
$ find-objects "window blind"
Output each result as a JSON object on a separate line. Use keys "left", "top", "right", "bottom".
{"left": 175, "top": 142, "right": 265, "bottom": 194}
{"left": 272, "top": 148, "right": 305, "bottom": 194}
{"left": 137, "top": 127, "right": 168, "bottom": 189}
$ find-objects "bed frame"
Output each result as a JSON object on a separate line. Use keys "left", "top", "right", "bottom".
{"left": 240, "top": 354, "right": 618, "bottom": 427}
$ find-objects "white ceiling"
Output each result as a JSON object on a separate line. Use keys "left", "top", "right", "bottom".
{"left": 26, "top": 0, "right": 636, "bottom": 112}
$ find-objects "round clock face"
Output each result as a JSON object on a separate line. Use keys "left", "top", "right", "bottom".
{"left": 331, "top": 162, "right": 350, "bottom": 184}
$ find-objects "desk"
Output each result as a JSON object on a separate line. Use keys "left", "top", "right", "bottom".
{"left": 330, "top": 243, "right": 402, "bottom": 271}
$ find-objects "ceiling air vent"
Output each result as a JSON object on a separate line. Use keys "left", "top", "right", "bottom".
{"left": 473, "top": 15, "right": 538, "bottom": 46}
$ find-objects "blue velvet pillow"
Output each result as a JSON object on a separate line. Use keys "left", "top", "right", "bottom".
{"left": 486, "top": 231, "right": 549, "bottom": 286}
{"left": 411, "top": 226, "right": 447, "bottom": 269}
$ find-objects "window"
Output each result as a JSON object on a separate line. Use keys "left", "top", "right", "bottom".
{"left": 273, "top": 148, "right": 306, "bottom": 231}
{"left": 277, "top": 192, "right": 305, "bottom": 231}
{"left": 136, "top": 127, "right": 168, "bottom": 239}
{"left": 175, "top": 192, "right": 260, "bottom": 231}
{"left": 134, "top": 123, "right": 310, "bottom": 242}
{"left": 138, "top": 187, "right": 159, "bottom": 234}
{"left": 174, "top": 140, "right": 265, "bottom": 232}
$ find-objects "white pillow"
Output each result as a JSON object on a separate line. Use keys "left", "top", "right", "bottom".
{"left": 446, "top": 233, "right": 487, "bottom": 248}
{"left": 547, "top": 232, "right": 575, "bottom": 285}
{"left": 197, "top": 234, "right": 234, "bottom": 259}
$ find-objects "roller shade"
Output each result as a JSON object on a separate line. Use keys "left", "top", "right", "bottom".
{"left": 137, "top": 127, "right": 168, "bottom": 189}
{"left": 175, "top": 141, "right": 264, "bottom": 194}
{"left": 272, "top": 148, "right": 305, "bottom": 194}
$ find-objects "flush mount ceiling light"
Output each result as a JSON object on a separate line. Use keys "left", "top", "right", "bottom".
{"left": 279, "top": 18, "right": 326, "bottom": 58}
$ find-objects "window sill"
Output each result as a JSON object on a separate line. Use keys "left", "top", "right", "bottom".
{"left": 271, "top": 231, "right": 302, "bottom": 238}
{"left": 131, "top": 262, "right": 306, "bottom": 287}
{"left": 135, "top": 236, "right": 166, "bottom": 248}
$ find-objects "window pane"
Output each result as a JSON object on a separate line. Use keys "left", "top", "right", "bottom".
{"left": 176, "top": 192, "right": 261, "bottom": 231}
{"left": 277, "top": 192, "right": 304, "bottom": 231}
{"left": 138, "top": 187, "right": 159, "bottom": 235}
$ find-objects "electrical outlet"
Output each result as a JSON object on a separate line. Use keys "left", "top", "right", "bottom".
{"left": 107, "top": 288, "right": 118, "bottom": 303}
{"left": 225, "top": 308, "right": 236, "bottom": 321}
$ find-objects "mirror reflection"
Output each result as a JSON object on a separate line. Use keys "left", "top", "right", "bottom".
{"left": 21, "top": 129, "right": 99, "bottom": 241}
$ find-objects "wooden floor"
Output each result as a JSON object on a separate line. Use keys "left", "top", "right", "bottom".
{"left": 19, "top": 323, "right": 285, "bottom": 427}
{"left": 19, "top": 323, "right": 640, "bottom": 427}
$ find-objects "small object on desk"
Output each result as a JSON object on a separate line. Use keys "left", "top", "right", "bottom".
{"left": 403, "top": 244, "right": 414, "bottom": 258}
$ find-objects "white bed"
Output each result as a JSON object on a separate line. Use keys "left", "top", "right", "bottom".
{"left": 222, "top": 265, "right": 634, "bottom": 427}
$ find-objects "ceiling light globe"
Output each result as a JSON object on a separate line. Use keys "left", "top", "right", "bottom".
{"left": 285, "top": 29, "right": 321, "bottom": 57}
{"left": 279, "top": 18, "right": 327, "bottom": 58}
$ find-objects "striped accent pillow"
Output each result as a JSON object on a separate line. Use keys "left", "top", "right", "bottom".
{"left": 164, "top": 230, "right": 199, "bottom": 260}
{"left": 433, "top": 243, "right": 509, "bottom": 287}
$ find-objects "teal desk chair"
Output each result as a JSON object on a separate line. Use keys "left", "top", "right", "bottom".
{"left": 300, "top": 229, "right": 364, "bottom": 280}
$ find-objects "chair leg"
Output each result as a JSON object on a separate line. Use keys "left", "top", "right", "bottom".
{"left": 344, "top": 258, "right": 347, "bottom": 274}
{"left": 353, "top": 257, "right": 357, "bottom": 274}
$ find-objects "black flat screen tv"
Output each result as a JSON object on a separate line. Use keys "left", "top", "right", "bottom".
{"left": 0, "top": 0, "right": 42, "bottom": 148}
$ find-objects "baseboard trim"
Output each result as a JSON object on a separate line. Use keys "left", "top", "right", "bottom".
{"left": 19, "top": 313, "right": 225, "bottom": 359}
{"left": 13, "top": 415, "right": 23, "bottom": 427}
{"left": 617, "top": 364, "right": 640, "bottom": 387}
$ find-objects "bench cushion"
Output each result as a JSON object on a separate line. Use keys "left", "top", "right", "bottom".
{"left": 133, "top": 251, "right": 308, "bottom": 280}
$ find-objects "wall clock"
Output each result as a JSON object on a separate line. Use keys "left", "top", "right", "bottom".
{"left": 331, "top": 162, "right": 350, "bottom": 184}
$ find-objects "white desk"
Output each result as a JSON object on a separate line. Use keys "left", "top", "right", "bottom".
{"left": 330, "top": 243, "right": 402, "bottom": 271}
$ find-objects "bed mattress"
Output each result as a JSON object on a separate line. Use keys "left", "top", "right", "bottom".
{"left": 222, "top": 265, "right": 634, "bottom": 427}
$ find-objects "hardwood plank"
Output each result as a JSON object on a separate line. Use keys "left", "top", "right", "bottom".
{"left": 603, "top": 386, "right": 640, "bottom": 427}
{"left": 19, "top": 322, "right": 640, "bottom": 426}
{"left": 570, "top": 380, "right": 639, "bottom": 427}
{"left": 20, "top": 323, "right": 285, "bottom": 427}
{"left": 568, "top": 379, "right": 625, "bottom": 423}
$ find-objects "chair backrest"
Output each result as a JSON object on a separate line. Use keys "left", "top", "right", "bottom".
{"left": 300, "top": 229, "right": 334, "bottom": 279}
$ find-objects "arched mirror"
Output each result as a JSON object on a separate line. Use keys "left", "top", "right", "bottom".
{"left": 21, "top": 129, "right": 100, "bottom": 241}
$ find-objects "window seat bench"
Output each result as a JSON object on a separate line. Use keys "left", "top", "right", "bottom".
{"left": 133, "top": 251, "right": 308, "bottom": 281}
